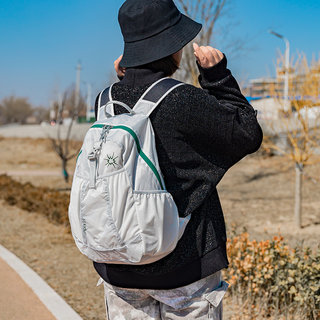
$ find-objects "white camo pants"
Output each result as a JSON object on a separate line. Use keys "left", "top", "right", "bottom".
{"left": 102, "top": 271, "right": 229, "bottom": 319}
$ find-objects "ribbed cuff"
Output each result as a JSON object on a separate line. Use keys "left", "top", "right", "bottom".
{"left": 197, "top": 54, "right": 230, "bottom": 83}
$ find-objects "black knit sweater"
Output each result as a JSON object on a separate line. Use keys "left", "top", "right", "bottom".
{"left": 93, "top": 55, "right": 263, "bottom": 289}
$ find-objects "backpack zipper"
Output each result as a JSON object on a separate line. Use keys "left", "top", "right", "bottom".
{"left": 88, "top": 125, "right": 112, "bottom": 188}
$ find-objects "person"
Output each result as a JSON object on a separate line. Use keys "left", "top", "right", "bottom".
{"left": 93, "top": 0, "right": 263, "bottom": 319}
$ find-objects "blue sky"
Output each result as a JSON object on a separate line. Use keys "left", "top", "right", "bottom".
{"left": 1, "top": 0, "right": 319, "bottom": 107}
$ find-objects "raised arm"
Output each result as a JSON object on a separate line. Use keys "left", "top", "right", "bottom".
{"left": 180, "top": 45, "right": 263, "bottom": 167}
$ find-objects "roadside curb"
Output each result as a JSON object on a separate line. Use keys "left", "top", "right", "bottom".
{"left": 0, "top": 244, "right": 83, "bottom": 320}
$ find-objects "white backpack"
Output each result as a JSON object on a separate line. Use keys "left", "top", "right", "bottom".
{"left": 68, "top": 78, "right": 190, "bottom": 265}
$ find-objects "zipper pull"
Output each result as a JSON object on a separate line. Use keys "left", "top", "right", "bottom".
{"left": 88, "top": 142, "right": 101, "bottom": 161}
{"left": 88, "top": 125, "right": 112, "bottom": 189}
{"left": 100, "top": 125, "right": 112, "bottom": 142}
{"left": 88, "top": 151, "right": 97, "bottom": 161}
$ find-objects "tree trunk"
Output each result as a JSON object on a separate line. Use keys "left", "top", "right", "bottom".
{"left": 294, "top": 163, "right": 303, "bottom": 228}
{"left": 62, "top": 159, "right": 69, "bottom": 183}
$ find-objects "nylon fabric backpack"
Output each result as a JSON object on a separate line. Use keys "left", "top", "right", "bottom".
{"left": 68, "top": 78, "right": 190, "bottom": 265}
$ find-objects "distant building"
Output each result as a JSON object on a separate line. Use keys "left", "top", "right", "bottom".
{"left": 250, "top": 98, "right": 283, "bottom": 120}
{"left": 25, "top": 116, "right": 38, "bottom": 124}
{"left": 249, "top": 78, "right": 277, "bottom": 98}
{"left": 246, "top": 63, "right": 320, "bottom": 120}
{"left": 248, "top": 64, "right": 320, "bottom": 100}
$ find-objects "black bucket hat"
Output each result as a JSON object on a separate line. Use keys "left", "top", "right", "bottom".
{"left": 118, "top": 0, "right": 202, "bottom": 68}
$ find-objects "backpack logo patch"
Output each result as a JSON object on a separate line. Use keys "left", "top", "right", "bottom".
{"left": 105, "top": 153, "right": 118, "bottom": 168}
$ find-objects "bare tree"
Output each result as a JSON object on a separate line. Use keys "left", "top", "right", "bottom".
{"left": 0, "top": 96, "right": 33, "bottom": 124}
{"left": 262, "top": 52, "right": 320, "bottom": 228}
{"left": 33, "top": 106, "right": 50, "bottom": 123}
{"left": 50, "top": 89, "right": 83, "bottom": 183}
{"left": 176, "top": 0, "right": 230, "bottom": 85}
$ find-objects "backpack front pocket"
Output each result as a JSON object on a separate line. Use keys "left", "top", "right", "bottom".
{"left": 80, "top": 178, "right": 123, "bottom": 251}
{"left": 79, "top": 170, "right": 143, "bottom": 263}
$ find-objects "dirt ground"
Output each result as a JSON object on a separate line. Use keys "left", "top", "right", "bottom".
{"left": 1, "top": 137, "right": 319, "bottom": 247}
{"left": 220, "top": 154, "right": 320, "bottom": 248}
{"left": 0, "top": 137, "right": 319, "bottom": 319}
{"left": 0, "top": 137, "right": 81, "bottom": 189}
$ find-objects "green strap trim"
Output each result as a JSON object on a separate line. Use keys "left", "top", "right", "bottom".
{"left": 76, "top": 150, "right": 82, "bottom": 162}
{"left": 91, "top": 124, "right": 165, "bottom": 190}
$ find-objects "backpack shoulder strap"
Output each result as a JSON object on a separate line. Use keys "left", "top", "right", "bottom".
{"left": 96, "top": 84, "right": 114, "bottom": 120}
{"left": 133, "top": 78, "right": 184, "bottom": 117}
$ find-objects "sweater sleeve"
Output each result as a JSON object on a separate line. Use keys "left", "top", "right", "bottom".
{"left": 180, "top": 55, "right": 263, "bottom": 167}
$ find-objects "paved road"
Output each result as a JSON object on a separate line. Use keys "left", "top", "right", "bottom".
{"left": 0, "top": 119, "right": 318, "bottom": 140}
{"left": 0, "top": 245, "right": 83, "bottom": 320}
{"left": 0, "top": 122, "right": 319, "bottom": 156}
{"left": 0, "top": 256, "right": 56, "bottom": 320}
{"left": 0, "top": 123, "right": 91, "bottom": 141}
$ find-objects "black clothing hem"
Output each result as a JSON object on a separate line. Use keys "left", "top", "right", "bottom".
{"left": 93, "top": 244, "right": 228, "bottom": 290}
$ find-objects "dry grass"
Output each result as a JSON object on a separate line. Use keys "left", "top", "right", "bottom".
{"left": 224, "top": 232, "right": 320, "bottom": 319}
{"left": 0, "top": 174, "right": 70, "bottom": 226}
{"left": 0, "top": 137, "right": 319, "bottom": 319}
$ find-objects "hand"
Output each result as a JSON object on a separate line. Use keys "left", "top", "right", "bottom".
{"left": 114, "top": 55, "right": 126, "bottom": 77}
{"left": 193, "top": 43, "right": 224, "bottom": 69}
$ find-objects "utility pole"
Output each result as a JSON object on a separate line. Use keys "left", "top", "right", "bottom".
{"left": 49, "top": 100, "right": 55, "bottom": 122}
{"left": 75, "top": 62, "right": 82, "bottom": 118}
{"left": 284, "top": 38, "right": 290, "bottom": 111}
{"left": 269, "top": 30, "right": 290, "bottom": 111}
{"left": 86, "top": 82, "right": 92, "bottom": 122}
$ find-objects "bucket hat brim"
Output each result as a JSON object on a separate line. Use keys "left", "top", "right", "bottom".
{"left": 119, "top": 14, "right": 202, "bottom": 68}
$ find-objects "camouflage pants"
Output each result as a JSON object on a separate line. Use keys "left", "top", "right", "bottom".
{"left": 102, "top": 271, "right": 229, "bottom": 319}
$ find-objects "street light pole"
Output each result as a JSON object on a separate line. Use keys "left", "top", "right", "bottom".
{"left": 86, "top": 82, "right": 92, "bottom": 122}
{"left": 269, "top": 30, "right": 290, "bottom": 111}
{"left": 284, "top": 38, "right": 290, "bottom": 111}
{"left": 75, "top": 62, "right": 82, "bottom": 117}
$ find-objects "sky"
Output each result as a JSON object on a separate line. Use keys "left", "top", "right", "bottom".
{"left": 1, "top": 0, "right": 320, "bottom": 107}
